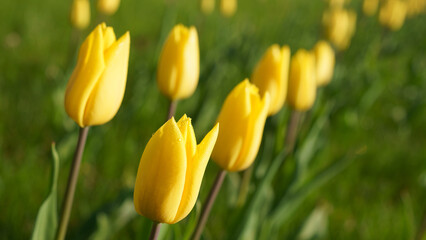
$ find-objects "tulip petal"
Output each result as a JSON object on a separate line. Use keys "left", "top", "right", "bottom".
{"left": 229, "top": 92, "right": 270, "bottom": 171}
{"left": 173, "top": 27, "right": 200, "bottom": 99}
{"left": 83, "top": 32, "right": 130, "bottom": 126}
{"left": 133, "top": 118, "right": 187, "bottom": 224}
{"left": 65, "top": 24, "right": 106, "bottom": 126}
{"left": 212, "top": 80, "right": 257, "bottom": 170}
{"left": 173, "top": 123, "right": 219, "bottom": 223}
{"left": 177, "top": 115, "right": 197, "bottom": 160}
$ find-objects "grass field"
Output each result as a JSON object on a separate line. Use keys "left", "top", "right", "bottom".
{"left": 1, "top": 0, "right": 426, "bottom": 239}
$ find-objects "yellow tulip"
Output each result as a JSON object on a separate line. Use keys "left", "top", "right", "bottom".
{"left": 157, "top": 24, "right": 199, "bottom": 100}
{"left": 97, "top": 0, "right": 121, "bottom": 15}
{"left": 212, "top": 80, "right": 270, "bottom": 172}
{"left": 251, "top": 45, "right": 290, "bottom": 116}
{"left": 313, "top": 41, "right": 335, "bottom": 87}
{"left": 70, "top": 0, "right": 90, "bottom": 30}
{"left": 407, "top": 0, "right": 426, "bottom": 17}
{"left": 287, "top": 49, "right": 316, "bottom": 111}
{"left": 201, "top": 0, "right": 215, "bottom": 14}
{"left": 220, "top": 0, "right": 237, "bottom": 17}
{"left": 323, "top": 8, "right": 357, "bottom": 50}
{"left": 379, "top": 0, "right": 407, "bottom": 31}
{"left": 133, "top": 115, "right": 219, "bottom": 224}
{"left": 64, "top": 23, "right": 130, "bottom": 127}
{"left": 363, "top": 0, "right": 379, "bottom": 16}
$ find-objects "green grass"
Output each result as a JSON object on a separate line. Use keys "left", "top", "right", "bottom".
{"left": 1, "top": 0, "right": 426, "bottom": 239}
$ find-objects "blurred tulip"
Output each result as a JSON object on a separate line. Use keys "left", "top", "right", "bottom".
{"left": 363, "top": 0, "right": 379, "bottom": 16}
{"left": 407, "top": 0, "right": 426, "bottom": 17}
{"left": 70, "top": 0, "right": 90, "bottom": 30}
{"left": 201, "top": 0, "right": 215, "bottom": 14}
{"left": 212, "top": 80, "right": 270, "bottom": 172}
{"left": 287, "top": 49, "right": 316, "bottom": 111}
{"left": 97, "top": 0, "right": 120, "bottom": 15}
{"left": 379, "top": 0, "right": 407, "bottom": 31}
{"left": 313, "top": 41, "right": 335, "bottom": 87}
{"left": 134, "top": 115, "right": 219, "bottom": 224}
{"left": 251, "top": 44, "right": 290, "bottom": 116}
{"left": 64, "top": 23, "right": 130, "bottom": 127}
{"left": 157, "top": 24, "right": 199, "bottom": 100}
{"left": 323, "top": 8, "right": 357, "bottom": 50}
{"left": 220, "top": 0, "right": 237, "bottom": 17}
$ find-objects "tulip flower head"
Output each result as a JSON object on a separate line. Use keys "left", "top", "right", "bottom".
{"left": 157, "top": 24, "right": 200, "bottom": 101}
{"left": 323, "top": 8, "right": 357, "bottom": 50}
{"left": 363, "top": 0, "right": 379, "bottom": 16}
{"left": 313, "top": 41, "right": 335, "bottom": 87}
{"left": 212, "top": 80, "right": 270, "bottom": 172}
{"left": 379, "top": 0, "right": 407, "bottom": 31}
{"left": 287, "top": 49, "right": 317, "bottom": 111}
{"left": 64, "top": 23, "right": 130, "bottom": 127}
{"left": 134, "top": 115, "right": 219, "bottom": 224}
{"left": 220, "top": 0, "right": 237, "bottom": 17}
{"left": 97, "top": 0, "right": 121, "bottom": 15}
{"left": 201, "top": 0, "right": 215, "bottom": 14}
{"left": 251, "top": 44, "right": 290, "bottom": 116}
{"left": 70, "top": 0, "right": 90, "bottom": 30}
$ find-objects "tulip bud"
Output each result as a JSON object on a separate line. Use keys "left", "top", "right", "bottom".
{"left": 157, "top": 24, "right": 200, "bottom": 100}
{"left": 97, "top": 0, "right": 121, "bottom": 16}
{"left": 363, "top": 0, "right": 379, "bottom": 16}
{"left": 212, "top": 80, "right": 270, "bottom": 172}
{"left": 64, "top": 23, "right": 130, "bottom": 127}
{"left": 70, "top": 0, "right": 90, "bottom": 30}
{"left": 313, "top": 41, "right": 335, "bottom": 87}
{"left": 201, "top": 0, "right": 215, "bottom": 14}
{"left": 251, "top": 45, "right": 290, "bottom": 116}
{"left": 407, "top": 0, "right": 426, "bottom": 17}
{"left": 220, "top": 0, "right": 237, "bottom": 17}
{"left": 323, "top": 8, "right": 357, "bottom": 50}
{"left": 134, "top": 115, "right": 219, "bottom": 224}
{"left": 379, "top": 0, "right": 407, "bottom": 31}
{"left": 287, "top": 49, "right": 316, "bottom": 111}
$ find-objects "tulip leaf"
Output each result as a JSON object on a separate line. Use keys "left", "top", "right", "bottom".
{"left": 31, "top": 143, "right": 60, "bottom": 240}
{"left": 266, "top": 153, "right": 356, "bottom": 236}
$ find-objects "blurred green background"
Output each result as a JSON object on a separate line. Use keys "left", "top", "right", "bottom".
{"left": 1, "top": 0, "right": 426, "bottom": 239}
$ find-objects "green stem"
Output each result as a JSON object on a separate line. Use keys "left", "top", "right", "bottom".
{"left": 191, "top": 170, "right": 227, "bottom": 240}
{"left": 167, "top": 100, "right": 178, "bottom": 120}
{"left": 149, "top": 222, "right": 161, "bottom": 240}
{"left": 236, "top": 165, "right": 253, "bottom": 207}
{"left": 56, "top": 127, "right": 89, "bottom": 240}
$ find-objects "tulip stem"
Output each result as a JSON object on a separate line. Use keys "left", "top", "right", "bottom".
{"left": 236, "top": 165, "right": 253, "bottom": 207}
{"left": 56, "top": 127, "right": 89, "bottom": 240}
{"left": 167, "top": 100, "right": 178, "bottom": 120}
{"left": 149, "top": 222, "right": 161, "bottom": 240}
{"left": 191, "top": 170, "right": 227, "bottom": 240}
{"left": 285, "top": 110, "right": 301, "bottom": 154}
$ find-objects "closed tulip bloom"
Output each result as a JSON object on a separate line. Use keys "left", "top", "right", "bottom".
{"left": 363, "top": 0, "right": 379, "bottom": 16}
{"left": 201, "top": 0, "right": 215, "bottom": 14}
{"left": 157, "top": 25, "right": 199, "bottom": 100}
{"left": 379, "top": 0, "right": 407, "bottom": 31}
{"left": 313, "top": 41, "right": 335, "bottom": 87}
{"left": 70, "top": 0, "right": 90, "bottom": 30}
{"left": 220, "top": 0, "right": 237, "bottom": 17}
{"left": 97, "top": 0, "right": 120, "bottom": 15}
{"left": 134, "top": 115, "right": 219, "bottom": 224}
{"left": 407, "top": 0, "right": 426, "bottom": 17}
{"left": 323, "top": 8, "right": 357, "bottom": 50}
{"left": 212, "top": 80, "right": 270, "bottom": 172}
{"left": 287, "top": 49, "right": 316, "bottom": 111}
{"left": 251, "top": 45, "right": 290, "bottom": 116}
{"left": 65, "top": 23, "right": 130, "bottom": 127}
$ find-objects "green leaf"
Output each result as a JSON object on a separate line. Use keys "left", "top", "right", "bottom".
{"left": 31, "top": 143, "right": 60, "bottom": 240}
